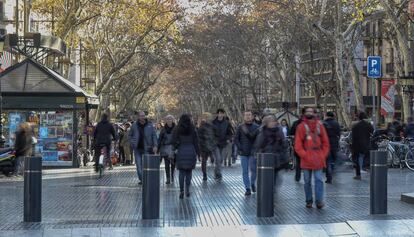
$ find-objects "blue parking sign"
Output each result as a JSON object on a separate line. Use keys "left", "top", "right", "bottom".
{"left": 367, "top": 56, "right": 382, "bottom": 78}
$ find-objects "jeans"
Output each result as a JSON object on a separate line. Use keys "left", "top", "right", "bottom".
{"left": 200, "top": 151, "right": 212, "bottom": 177}
{"left": 224, "top": 143, "right": 232, "bottom": 165}
{"left": 303, "top": 169, "right": 324, "bottom": 204}
{"left": 355, "top": 153, "right": 365, "bottom": 176}
{"left": 294, "top": 153, "right": 301, "bottom": 181}
{"left": 161, "top": 156, "right": 175, "bottom": 182}
{"left": 133, "top": 148, "right": 144, "bottom": 181}
{"left": 213, "top": 147, "right": 224, "bottom": 178}
{"left": 240, "top": 155, "right": 257, "bottom": 189}
{"left": 179, "top": 169, "right": 193, "bottom": 193}
{"left": 326, "top": 150, "right": 337, "bottom": 181}
{"left": 14, "top": 156, "right": 24, "bottom": 175}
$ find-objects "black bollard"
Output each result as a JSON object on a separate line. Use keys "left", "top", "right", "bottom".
{"left": 256, "top": 153, "right": 274, "bottom": 217}
{"left": 24, "top": 156, "right": 42, "bottom": 222}
{"left": 142, "top": 154, "right": 160, "bottom": 219}
{"left": 370, "top": 150, "right": 387, "bottom": 215}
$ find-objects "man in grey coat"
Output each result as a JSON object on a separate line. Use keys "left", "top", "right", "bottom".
{"left": 129, "top": 111, "right": 158, "bottom": 184}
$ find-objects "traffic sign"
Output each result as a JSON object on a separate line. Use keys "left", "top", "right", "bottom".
{"left": 368, "top": 56, "right": 382, "bottom": 78}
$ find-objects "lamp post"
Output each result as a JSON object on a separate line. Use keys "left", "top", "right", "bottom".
{"left": 0, "top": 40, "right": 5, "bottom": 148}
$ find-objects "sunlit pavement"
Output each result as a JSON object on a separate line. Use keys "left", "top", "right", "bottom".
{"left": 1, "top": 162, "right": 414, "bottom": 236}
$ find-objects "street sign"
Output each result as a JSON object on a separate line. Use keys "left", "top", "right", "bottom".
{"left": 368, "top": 56, "right": 382, "bottom": 78}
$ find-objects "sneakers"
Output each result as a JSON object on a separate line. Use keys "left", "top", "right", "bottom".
{"left": 251, "top": 185, "right": 256, "bottom": 193}
{"left": 179, "top": 192, "right": 184, "bottom": 199}
{"left": 165, "top": 180, "right": 171, "bottom": 184}
{"left": 245, "top": 189, "right": 252, "bottom": 196}
{"left": 306, "top": 202, "right": 313, "bottom": 208}
{"left": 202, "top": 176, "right": 208, "bottom": 181}
{"left": 214, "top": 174, "right": 222, "bottom": 181}
{"left": 353, "top": 175, "right": 361, "bottom": 180}
{"left": 316, "top": 202, "right": 325, "bottom": 209}
{"left": 325, "top": 179, "right": 332, "bottom": 184}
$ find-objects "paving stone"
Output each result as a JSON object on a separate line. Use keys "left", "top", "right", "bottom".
{"left": 1, "top": 163, "right": 414, "bottom": 231}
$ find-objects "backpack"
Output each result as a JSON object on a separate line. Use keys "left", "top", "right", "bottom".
{"left": 303, "top": 122, "right": 322, "bottom": 149}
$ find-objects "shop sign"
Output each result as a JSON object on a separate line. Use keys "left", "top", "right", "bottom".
{"left": 381, "top": 80, "right": 396, "bottom": 116}
{"left": 76, "top": 97, "right": 86, "bottom": 104}
{"left": 59, "top": 105, "right": 74, "bottom": 109}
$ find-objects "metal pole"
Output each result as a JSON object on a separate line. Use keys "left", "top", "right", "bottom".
{"left": 372, "top": 37, "right": 376, "bottom": 128}
{"left": 24, "top": 156, "right": 42, "bottom": 222}
{"left": 142, "top": 154, "right": 160, "bottom": 219}
{"left": 256, "top": 153, "right": 274, "bottom": 217}
{"left": 15, "top": 0, "right": 19, "bottom": 35}
{"left": 370, "top": 150, "right": 387, "bottom": 215}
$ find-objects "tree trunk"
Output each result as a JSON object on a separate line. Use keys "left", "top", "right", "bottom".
{"left": 349, "top": 61, "right": 365, "bottom": 111}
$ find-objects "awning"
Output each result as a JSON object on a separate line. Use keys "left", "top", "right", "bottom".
{"left": 0, "top": 58, "right": 98, "bottom": 110}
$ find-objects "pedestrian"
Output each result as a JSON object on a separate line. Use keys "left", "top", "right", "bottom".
{"left": 253, "top": 112, "right": 262, "bottom": 125}
{"left": 235, "top": 111, "right": 260, "bottom": 196}
{"left": 254, "top": 115, "right": 288, "bottom": 189}
{"left": 93, "top": 113, "right": 117, "bottom": 171}
{"left": 197, "top": 112, "right": 217, "bottom": 181}
{"left": 118, "top": 125, "right": 126, "bottom": 165}
{"left": 212, "top": 108, "right": 234, "bottom": 180}
{"left": 290, "top": 108, "right": 306, "bottom": 182}
{"left": 120, "top": 122, "right": 132, "bottom": 165}
{"left": 172, "top": 114, "right": 200, "bottom": 199}
{"left": 158, "top": 115, "right": 176, "bottom": 184}
{"left": 224, "top": 118, "right": 235, "bottom": 167}
{"left": 294, "top": 107, "right": 330, "bottom": 209}
{"left": 323, "top": 112, "right": 341, "bottom": 184}
{"left": 129, "top": 111, "right": 158, "bottom": 185}
{"left": 280, "top": 119, "right": 289, "bottom": 138}
{"left": 13, "top": 122, "right": 32, "bottom": 176}
{"left": 405, "top": 117, "right": 414, "bottom": 139}
{"left": 351, "top": 111, "right": 374, "bottom": 180}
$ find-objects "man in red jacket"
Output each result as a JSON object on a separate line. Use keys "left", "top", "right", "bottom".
{"left": 294, "top": 107, "right": 330, "bottom": 209}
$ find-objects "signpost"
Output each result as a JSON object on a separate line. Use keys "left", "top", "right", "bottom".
{"left": 367, "top": 56, "right": 382, "bottom": 127}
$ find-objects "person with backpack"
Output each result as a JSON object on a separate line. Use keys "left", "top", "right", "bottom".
{"left": 290, "top": 108, "right": 306, "bottom": 182}
{"left": 351, "top": 112, "right": 374, "bottom": 180}
{"left": 235, "top": 111, "right": 260, "bottom": 196}
{"left": 294, "top": 107, "right": 330, "bottom": 209}
{"left": 323, "top": 112, "right": 341, "bottom": 184}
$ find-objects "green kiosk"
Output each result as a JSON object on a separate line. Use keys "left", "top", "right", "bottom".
{"left": 0, "top": 58, "right": 98, "bottom": 168}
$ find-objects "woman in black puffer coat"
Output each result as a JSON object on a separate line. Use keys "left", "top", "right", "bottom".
{"left": 172, "top": 114, "right": 200, "bottom": 199}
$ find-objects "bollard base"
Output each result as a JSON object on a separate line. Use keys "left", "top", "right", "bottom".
{"left": 401, "top": 193, "right": 414, "bottom": 204}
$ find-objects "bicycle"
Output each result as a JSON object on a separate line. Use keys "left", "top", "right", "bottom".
{"left": 376, "top": 135, "right": 411, "bottom": 169}
{"left": 339, "top": 131, "right": 352, "bottom": 163}
{"left": 401, "top": 138, "right": 414, "bottom": 171}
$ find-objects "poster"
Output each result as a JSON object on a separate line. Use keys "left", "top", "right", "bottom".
{"left": 39, "top": 111, "right": 73, "bottom": 166}
{"left": 8, "top": 113, "right": 23, "bottom": 146}
{"left": 381, "top": 80, "right": 396, "bottom": 116}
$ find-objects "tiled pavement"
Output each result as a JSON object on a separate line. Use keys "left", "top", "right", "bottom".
{"left": 2, "top": 161, "right": 414, "bottom": 236}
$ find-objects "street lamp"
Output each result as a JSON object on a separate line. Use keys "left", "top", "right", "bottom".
{"left": 0, "top": 39, "right": 5, "bottom": 148}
